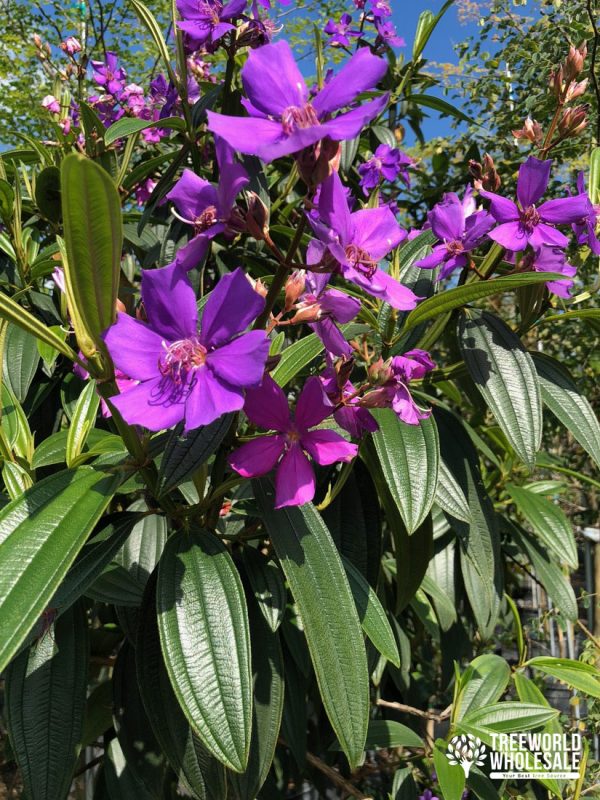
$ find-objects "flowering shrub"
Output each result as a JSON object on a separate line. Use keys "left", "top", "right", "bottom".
{"left": 0, "top": 2, "right": 599, "bottom": 799}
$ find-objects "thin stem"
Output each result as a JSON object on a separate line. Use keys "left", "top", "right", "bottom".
{"left": 587, "top": 0, "right": 600, "bottom": 145}
{"left": 377, "top": 699, "right": 452, "bottom": 722}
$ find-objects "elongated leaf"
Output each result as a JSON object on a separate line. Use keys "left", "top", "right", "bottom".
{"left": 5, "top": 603, "right": 89, "bottom": 800}
{"left": 409, "top": 93, "right": 475, "bottom": 124}
{"left": 271, "top": 323, "right": 364, "bottom": 386}
{"left": 61, "top": 153, "right": 122, "bottom": 355}
{"left": 158, "top": 528, "right": 252, "bottom": 772}
{"left": 455, "top": 655, "right": 511, "bottom": 722}
{"left": 433, "top": 738, "right": 465, "bottom": 800}
{"left": 105, "top": 115, "right": 185, "bottom": 145}
{"left": 158, "top": 415, "right": 232, "bottom": 495}
{"left": 242, "top": 547, "right": 287, "bottom": 633}
{"left": 331, "top": 719, "right": 424, "bottom": 751}
{"left": 506, "top": 483, "right": 577, "bottom": 568}
{"left": 368, "top": 408, "right": 439, "bottom": 534}
{"left": 460, "top": 702, "right": 558, "bottom": 733}
{"left": 254, "top": 478, "right": 369, "bottom": 768}
{"left": 402, "top": 272, "right": 564, "bottom": 333}
{"left": 532, "top": 352, "right": 600, "bottom": 469}
{"left": 137, "top": 573, "right": 227, "bottom": 800}
{"left": 420, "top": 574, "right": 457, "bottom": 631}
{"left": 513, "top": 673, "right": 562, "bottom": 734}
{"left": 2, "top": 324, "right": 39, "bottom": 402}
{"left": 540, "top": 308, "right": 600, "bottom": 324}
{"left": 0, "top": 290, "right": 77, "bottom": 362}
{"left": 104, "top": 736, "right": 155, "bottom": 800}
{"left": 130, "top": 0, "right": 177, "bottom": 86}
{"left": 459, "top": 310, "right": 542, "bottom": 470}
{"left": 525, "top": 657, "right": 600, "bottom": 699}
{"left": 0, "top": 467, "right": 120, "bottom": 672}
{"left": 230, "top": 596, "right": 284, "bottom": 800}
{"left": 66, "top": 379, "right": 100, "bottom": 467}
{"left": 435, "top": 458, "right": 471, "bottom": 523}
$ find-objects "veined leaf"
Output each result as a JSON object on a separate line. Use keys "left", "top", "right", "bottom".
{"left": 459, "top": 702, "right": 559, "bottom": 733}
{"left": 455, "top": 654, "right": 511, "bottom": 722}
{"left": 105, "top": 115, "right": 186, "bottom": 146}
{"left": 525, "top": 657, "right": 600, "bottom": 699}
{"left": 433, "top": 738, "right": 465, "bottom": 800}
{"left": 66, "top": 379, "right": 100, "bottom": 467}
{"left": 157, "top": 528, "right": 252, "bottom": 772}
{"left": 408, "top": 93, "right": 475, "bottom": 124}
{"left": 435, "top": 458, "right": 471, "bottom": 523}
{"left": 254, "top": 478, "right": 369, "bottom": 769}
{"left": 459, "top": 310, "right": 542, "bottom": 470}
{"left": 330, "top": 719, "right": 424, "bottom": 751}
{"left": 0, "top": 467, "right": 120, "bottom": 672}
{"left": 2, "top": 324, "right": 39, "bottom": 402}
{"left": 242, "top": 547, "right": 286, "bottom": 633}
{"left": 0, "top": 290, "right": 77, "bottom": 362}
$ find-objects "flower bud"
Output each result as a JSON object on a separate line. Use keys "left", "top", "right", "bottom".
{"left": 564, "top": 43, "right": 587, "bottom": 83}
{"left": 359, "top": 386, "right": 391, "bottom": 409}
{"left": 284, "top": 270, "right": 306, "bottom": 311}
{"left": 470, "top": 154, "right": 501, "bottom": 192}
{"left": 60, "top": 36, "right": 82, "bottom": 55}
{"left": 549, "top": 66, "right": 564, "bottom": 100}
{"left": 296, "top": 137, "right": 341, "bottom": 188}
{"left": 244, "top": 191, "right": 270, "bottom": 240}
{"left": 558, "top": 104, "right": 588, "bottom": 137}
{"left": 116, "top": 298, "right": 126, "bottom": 314}
{"left": 290, "top": 303, "right": 321, "bottom": 324}
{"left": 564, "top": 78, "right": 588, "bottom": 103}
{"left": 33, "top": 34, "right": 43, "bottom": 48}
{"left": 512, "top": 117, "right": 543, "bottom": 145}
{"left": 368, "top": 357, "right": 393, "bottom": 385}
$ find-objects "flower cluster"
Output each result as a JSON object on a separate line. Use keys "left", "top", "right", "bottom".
{"left": 324, "top": 0, "right": 405, "bottom": 50}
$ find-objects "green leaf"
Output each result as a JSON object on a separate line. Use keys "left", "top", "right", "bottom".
{"left": 435, "top": 458, "right": 471, "bottom": 523}
{"left": 2, "top": 461, "right": 32, "bottom": 499}
{"left": 420, "top": 574, "right": 457, "bottom": 631}
{"left": 66, "top": 379, "right": 100, "bottom": 467}
{"left": 0, "top": 467, "right": 120, "bottom": 672}
{"left": 459, "top": 702, "right": 559, "bottom": 733}
{"left": 459, "top": 310, "right": 542, "bottom": 470}
{"left": 157, "top": 415, "right": 232, "bottom": 496}
{"left": 2, "top": 324, "right": 40, "bottom": 402}
{"left": 1, "top": 383, "right": 33, "bottom": 462}
{"left": 137, "top": 573, "right": 227, "bottom": 800}
{"left": 402, "top": 272, "right": 565, "bottom": 334}
{"left": 130, "top": 0, "right": 177, "bottom": 87}
{"left": 513, "top": 672, "right": 562, "bottom": 734}
{"left": 412, "top": 0, "right": 453, "bottom": 59}
{"left": 61, "top": 153, "right": 123, "bottom": 356}
{"left": 35, "top": 166, "right": 61, "bottom": 223}
{"left": 242, "top": 547, "right": 287, "bottom": 633}
{"left": 331, "top": 719, "right": 424, "bottom": 751}
{"left": 4, "top": 602, "right": 89, "bottom": 800}
{"left": 157, "top": 528, "right": 252, "bottom": 772}
{"left": 455, "top": 655, "right": 511, "bottom": 722}
{"left": 525, "top": 657, "right": 600, "bottom": 699}
{"left": 105, "top": 115, "right": 186, "bottom": 146}
{"left": 0, "top": 290, "right": 77, "bottom": 362}
{"left": 433, "top": 738, "right": 465, "bottom": 800}
{"left": 409, "top": 93, "right": 475, "bottom": 125}
{"left": 230, "top": 596, "right": 284, "bottom": 800}
{"left": 104, "top": 737, "right": 155, "bottom": 800}
{"left": 254, "top": 478, "right": 369, "bottom": 769}
{"left": 532, "top": 352, "right": 600, "bottom": 469}
{"left": 588, "top": 147, "right": 600, "bottom": 205}
{"left": 342, "top": 556, "right": 400, "bottom": 666}
{"left": 367, "top": 409, "right": 439, "bottom": 534}
{"left": 0, "top": 179, "right": 15, "bottom": 225}
{"left": 506, "top": 483, "right": 577, "bottom": 568}
{"left": 271, "top": 323, "right": 364, "bottom": 386}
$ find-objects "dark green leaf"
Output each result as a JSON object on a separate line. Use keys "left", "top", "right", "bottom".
{"left": 330, "top": 719, "right": 424, "bottom": 751}
{"left": 2, "top": 323, "right": 40, "bottom": 402}
{"left": 35, "top": 166, "right": 61, "bottom": 223}
{"left": 525, "top": 657, "right": 600, "bottom": 698}
{"left": 242, "top": 547, "right": 287, "bottom": 633}
{"left": 105, "top": 116, "right": 186, "bottom": 146}
{"left": 455, "top": 654, "right": 511, "bottom": 722}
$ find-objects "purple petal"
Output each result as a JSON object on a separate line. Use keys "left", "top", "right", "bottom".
{"left": 311, "top": 319, "right": 352, "bottom": 357}
{"left": 244, "top": 373, "right": 291, "bottom": 431}
{"left": 343, "top": 266, "right": 419, "bottom": 310}
{"left": 487, "top": 220, "right": 529, "bottom": 251}
{"left": 306, "top": 239, "right": 328, "bottom": 266}
{"left": 479, "top": 190, "right": 519, "bottom": 223}
{"left": 539, "top": 194, "right": 591, "bottom": 225}
{"left": 274, "top": 444, "right": 315, "bottom": 508}
{"left": 351, "top": 206, "right": 406, "bottom": 259}
{"left": 334, "top": 406, "right": 378, "bottom": 438}
{"left": 215, "top": 137, "right": 249, "bottom": 212}
{"left": 304, "top": 270, "right": 330, "bottom": 296}
{"left": 207, "top": 331, "right": 270, "bottom": 388}
{"left": 228, "top": 434, "right": 286, "bottom": 478}
{"left": 301, "top": 429, "right": 358, "bottom": 465}
{"left": 415, "top": 245, "right": 447, "bottom": 270}
{"left": 312, "top": 48, "right": 388, "bottom": 116}
{"left": 242, "top": 41, "right": 307, "bottom": 117}
{"left": 320, "top": 94, "right": 388, "bottom": 142}
{"left": 109, "top": 376, "right": 185, "bottom": 431}
{"left": 438, "top": 254, "right": 467, "bottom": 280}
{"left": 319, "top": 288, "right": 361, "bottom": 322}
{"left": 428, "top": 196, "right": 465, "bottom": 241}
{"left": 528, "top": 223, "right": 569, "bottom": 249}
{"left": 295, "top": 376, "right": 334, "bottom": 431}
{"left": 316, "top": 172, "right": 353, "bottom": 245}
{"left": 463, "top": 210, "right": 495, "bottom": 248}
{"left": 167, "top": 169, "right": 218, "bottom": 221}
{"left": 516, "top": 157, "right": 551, "bottom": 208}
{"left": 174, "top": 235, "right": 212, "bottom": 272}
{"left": 141, "top": 262, "right": 198, "bottom": 340}
{"left": 221, "top": 0, "right": 247, "bottom": 20}
{"left": 201, "top": 268, "right": 265, "bottom": 347}
{"left": 103, "top": 313, "right": 164, "bottom": 381}
{"left": 391, "top": 385, "right": 431, "bottom": 425}
{"left": 206, "top": 112, "right": 289, "bottom": 159}
{"left": 184, "top": 368, "right": 244, "bottom": 431}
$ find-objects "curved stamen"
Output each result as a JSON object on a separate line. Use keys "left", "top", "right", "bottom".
{"left": 159, "top": 337, "right": 207, "bottom": 385}
{"left": 281, "top": 103, "right": 320, "bottom": 136}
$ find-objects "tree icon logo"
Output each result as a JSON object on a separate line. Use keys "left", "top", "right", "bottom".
{"left": 446, "top": 734, "right": 487, "bottom": 777}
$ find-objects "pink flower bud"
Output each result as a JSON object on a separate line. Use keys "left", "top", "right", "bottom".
{"left": 284, "top": 270, "right": 306, "bottom": 311}
{"left": 41, "top": 95, "right": 60, "bottom": 114}
{"left": 60, "top": 36, "right": 82, "bottom": 55}
{"left": 512, "top": 117, "right": 543, "bottom": 145}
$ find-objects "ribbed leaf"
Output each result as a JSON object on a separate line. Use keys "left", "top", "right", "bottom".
{"left": 331, "top": 719, "right": 424, "bottom": 751}
{"left": 254, "top": 478, "right": 369, "bottom": 768}
{"left": 105, "top": 115, "right": 185, "bottom": 145}
{"left": 104, "top": 737, "right": 155, "bottom": 800}
{"left": 455, "top": 654, "right": 511, "bottom": 722}
{"left": 525, "top": 657, "right": 600, "bottom": 699}
{"left": 435, "top": 458, "right": 471, "bottom": 523}
{"left": 459, "top": 310, "right": 542, "bottom": 469}
{"left": 242, "top": 547, "right": 287, "bottom": 633}
{"left": 460, "top": 702, "right": 558, "bottom": 733}
{"left": 0, "top": 290, "right": 77, "bottom": 362}
{"left": 368, "top": 408, "right": 439, "bottom": 534}
{"left": 402, "top": 271, "right": 563, "bottom": 333}
{"left": 433, "top": 738, "right": 465, "bottom": 800}
{"left": 157, "top": 529, "right": 252, "bottom": 772}
{"left": 0, "top": 467, "right": 120, "bottom": 672}
{"left": 271, "top": 323, "right": 364, "bottom": 386}
{"left": 230, "top": 597, "right": 284, "bottom": 800}
{"left": 66, "top": 379, "right": 100, "bottom": 467}
{"left": 532, "top": 352, "right": 600, "bottom": 469}
{"left": 137, "top": 573, "right": 227, "bottom": 800}
{"left": 342, "top": 556, "right": 400, "bottom": 666}
{"left": 157, "top": 415, "right": 232, "bottom": 495}
{"left": 5, "top": 603, "right": 89, "bottom": 800}
{"left": 506, "top": 483, "right": 577, "bottom": 568}
{"left": 61, "top": 153, "right": 122, "bottom": 355}
{"left": 2, "top": 324, "right": 39, "bottom": 402}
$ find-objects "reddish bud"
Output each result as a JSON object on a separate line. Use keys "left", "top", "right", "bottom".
{"left": 296, "top": 137, "right": 341, "bottom": 188}
{"left": 558, "top": 104, "right": 589, "bottom": 137}
{"left": 564, "top": 78, "right": 588, "bottom": 103}
{"left": 284, "top": 270, "right": 306, "bottom": 311}
{"left": 564, "top": 43, "right": 587, "bottom": 83}
{"left": 512, "top": 117, "right": 543, "bottom": 146}
{"left": 470, "top": 154, "right": 501, "bottom": 192}
{"left": 244, "top": 191, "right": 270, "bottom": 240}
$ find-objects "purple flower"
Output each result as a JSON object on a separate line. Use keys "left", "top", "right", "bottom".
{"left": 358, "top": 144, "right": 413, "bottom": 195}
{"left": 121, "top": 83, "right": 146, "bottom": 116}
{"left": 324, "top": 14, "right": 360, "bottom": 47}
{"left": 307, "top": 171, "right": 417, "bottom": 309}
{"left": 481, "top": 157, "right": 590, "bottom": 251}
{"left": 419, "top": 791, "right": 440, "bottom": 800}
{"left": 362, "top": 349, "right": 434, "bottom": 424}
{"left": 60, "top": 37, "right": 82, "bottom": 55}
{"left": 320, "top": 366, "right": 378, "bottom": 438}
{"left": 527, "top": 246, "right": 577, "bottom": 298}
{"left": 415, "top": 188, "right": 494, "bottom": 279}
{"left": 228, "top": 374, "right": 358, "bottom": 508}
{"left": 41, "top": 95, "right": 60, "bottom": 114}
{"left": 103, "top": 265, "right": 270, "bottom": 432}
{"left": 135, "top": 178, "right": 157, "bottom": 206}
{"left": 291, "top": 271, "right": 361, "bottom": 356}
{"left": 572, "top": 172, "right": 600, "bottom": 254}
{"left": 166, "top": 137, "right": 249, "bottom": 271}
{"left": 375, "top": 19, "right": 405, "bottom": 48}
{"left": 176, "top": 0, "right": 247, "bottom": 49}
{"left": 369, "top": 0, "right": 391, "bottom": 17}
{"left": 91, "top": 52, "right": 127, "bottom": 96}
{"left": 207, "top": 41, "right": 389, "bottom": 162}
